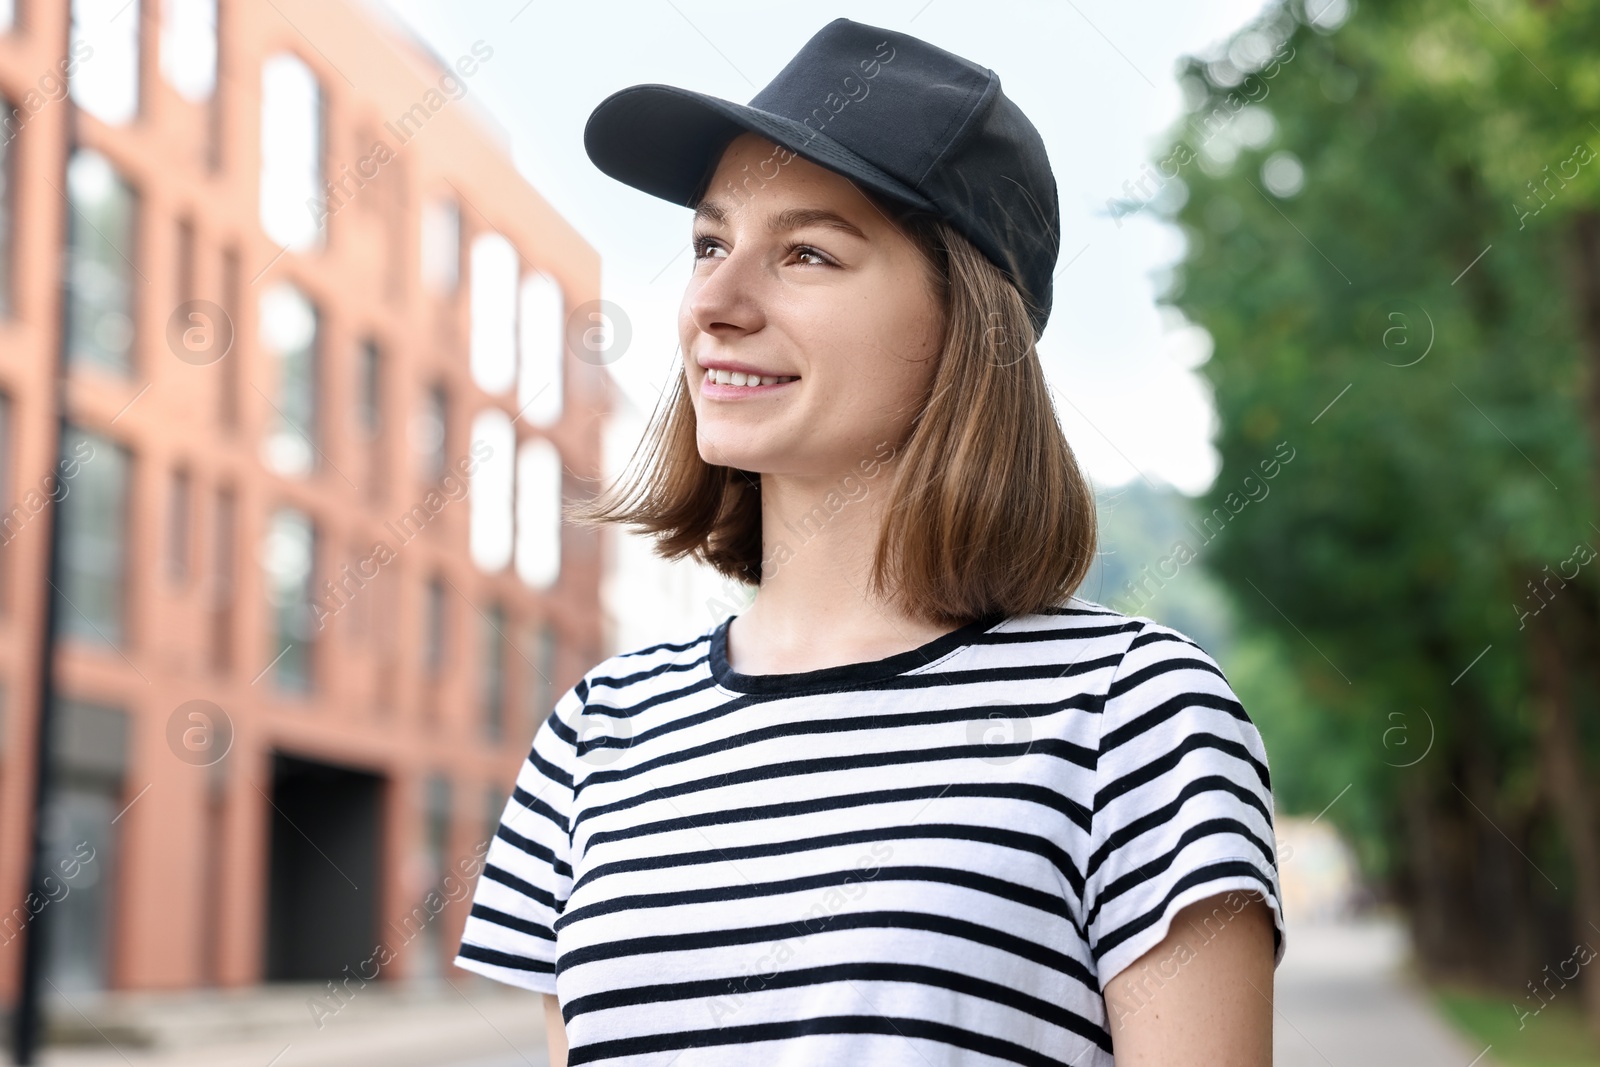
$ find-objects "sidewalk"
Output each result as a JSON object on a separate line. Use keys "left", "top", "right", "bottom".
{"left": 30, "top": 978, "right": 551, "bottom": 1067}
{"left": 1274, "top": 914, "right": 1496, "bottom": 1067}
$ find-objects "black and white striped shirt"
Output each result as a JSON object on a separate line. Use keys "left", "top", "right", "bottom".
{"left": 455, "top": 597, "right": 1285, "bottom": 1065}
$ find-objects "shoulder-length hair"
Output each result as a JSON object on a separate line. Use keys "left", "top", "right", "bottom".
{"left": 569, "top": 190, "right": 1097, "bottom": 629}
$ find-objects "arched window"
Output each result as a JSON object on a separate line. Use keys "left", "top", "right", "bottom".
{"left": 64, "top": 149, "right": 137, "bottom": 374}
{"left": 70, "top": 0, "right": 141, "bottom": 124}
{"left": 421, "top": 199, "right": 461, "bottom": 294}
{"left": 258, "top": 282, "right": 319, "bottom": 477}
{"left": 161, "top": 0, "right": 216, "bottom": 101}
{"left": 260, "top": 53, "right": 323, "bottom": 250}
{"left": 469, "top": 233, "right": 517, "bottom": 395}
{"left": 518, "top": 271, "right": 563, "bottom": 426}
{"left": 469, "top": 408, "right": 514, "bottom": 572}
{"left": 515, "top": 437, "right": 561, "bottom": 590}
{"left": 263, "top": 507, "right": 316, "bottom": 693}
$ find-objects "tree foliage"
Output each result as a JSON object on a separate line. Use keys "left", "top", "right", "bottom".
{"left": 1151, "top": 0, "right": 1600, "bottom": 998}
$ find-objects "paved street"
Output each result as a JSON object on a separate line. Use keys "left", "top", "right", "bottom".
{"left": 1273, "top": 916, "right": 1495, "bottom": 1067}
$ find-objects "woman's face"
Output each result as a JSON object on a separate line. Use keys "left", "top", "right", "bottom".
{"left": 680, "top": 131, "right": 945, "bottom": 478}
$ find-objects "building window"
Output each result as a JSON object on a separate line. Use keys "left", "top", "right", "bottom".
{"left": 0, "top": 94, "right": 12, "bottom": 319}
{"left": 160, "top": 0, "right": 216, "bottom": 102}
{"left": 174, "top": 215, "right": 195, "bottom": 305}
{"left": 208, "top": 485, "right": 234, "bottom": 673}
{"left": 259, "top": 282, "right": 318, "bottom": 477}
{"left": 420, "top": 199, "right": 459, "bottom": 294}
{"left": 219, "top": 245, "right": 241, "bottom": 429}
{"left": 482, "top": 785, "right": 502, "bottom": 853}
{"left": 416, "top": 383, "right": 447, "bottom": 484}
{"left": 65, "top": 149, "right": 137, "bottom": 375}
{"left": 515, "top": 437, "right": 561, "bottom": 589}
{"left": 481, "top": 603, "right": 505, "bottom": 743}
{"left": 426, "top": 775, "right": 451, "bottom": 866}
{"left": 357, "top": 340, "right": 381, "bottom": 434}
{"left": 372, "top": 561, "right": 397, "bottom": 705}
{"left": 260, "top": 52, "right": 323, "bottom": 251}
{"left": 263, "top": 507, "right": 315, "bottom": 694}
{"left": 167, "top": 466, "right": 190, "bottom": 582}
{"left": 0, "top": 392, "right": 11, "bottom": 610}
{"left": 528, "top": 620, "right": 556, "bottom": 729}
{"left": 55, "top": 425, "right": 128, "bottom": 646}
{"left": 415, "top": 774, "right": 451, "bottom": 979}
{"left": 469, "top": 409, "right": 513, "bottom": 573}
{"left": 469, "top": 232, "right": 516, "bottom": 395}
{"left": 422, "top": 574, "right": 445, "bottom": 677}
{"left": 70, "top": 0, "right": 140, "bottom": 125}
{"left": 518, "top": 271, "right": 563, "bottom": 427}
{"left": 357, "top": 339, "right": 383, "bottom": 501}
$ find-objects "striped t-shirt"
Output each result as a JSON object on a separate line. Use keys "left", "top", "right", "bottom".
{"left": 455, "top": 597, "right": 1285, "bottom": 1065}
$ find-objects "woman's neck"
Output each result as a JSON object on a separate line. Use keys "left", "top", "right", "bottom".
{"left": 724, "top": 464, "right": 953, "bottom": 676}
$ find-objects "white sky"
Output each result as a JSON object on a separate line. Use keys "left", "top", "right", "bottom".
{"left": 376, "top": 0, "right": 1277, "bottom": 497}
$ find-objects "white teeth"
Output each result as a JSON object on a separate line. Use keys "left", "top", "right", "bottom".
{"left": 708, "top": 368, "right": 796, "bottom": 387}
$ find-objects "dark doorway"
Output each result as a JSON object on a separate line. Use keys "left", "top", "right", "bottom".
{"left": 44, "top": 700, "right": 129, "bottom": 994}
{"left": 264, "top": 753, "right": 384, "bottom": 981}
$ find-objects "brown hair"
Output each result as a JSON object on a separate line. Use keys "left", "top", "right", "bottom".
{"left": 568, "top": 193, "right": 1097, "bottom": 628}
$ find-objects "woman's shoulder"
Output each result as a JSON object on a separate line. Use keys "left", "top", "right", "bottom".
{"left": 1053, "top": 596, "right": 1259, "bottom": 756}
{"left": 570, "top": 616, "right": 724, "bottom": 704}
{"left": 1016, "top": 593, "right": 1223, "bottom": 670}
{"left": 1014, "top": 595, "right": 1245, "bottom": 727}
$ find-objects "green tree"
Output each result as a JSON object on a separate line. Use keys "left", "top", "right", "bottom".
{"left": 1147, "top": 0, "right": 1600, "bottom": 1031}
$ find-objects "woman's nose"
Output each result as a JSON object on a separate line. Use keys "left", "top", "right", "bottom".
{"left": 686, "top": 241, "right": 766, "bottom": 336}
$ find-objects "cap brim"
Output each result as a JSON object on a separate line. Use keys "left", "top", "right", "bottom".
{"left": 583, "top": 84, "right": 937, "bottom": 216}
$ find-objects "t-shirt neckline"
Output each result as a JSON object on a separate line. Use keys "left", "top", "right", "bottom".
{"left": 708, "top": 609, "right": 1012, "bottom": 696}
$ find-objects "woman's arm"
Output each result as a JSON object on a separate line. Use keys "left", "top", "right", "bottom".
{"left": 543, "top": 993, "right": 568, "bottom": 1067}
{"left": 1102, "top": 891, "right": 1276, "bottom": 1065}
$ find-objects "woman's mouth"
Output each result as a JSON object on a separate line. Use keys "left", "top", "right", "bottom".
{"left": 700, "top": 367, "right": 799, "bottom": 398}
{"left": 705, "top": 368, "right": 797, "bottom": 387}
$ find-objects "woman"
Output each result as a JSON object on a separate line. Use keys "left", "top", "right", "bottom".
{"left": 456, "top": 17, "right": 1283, "bottom": 1066}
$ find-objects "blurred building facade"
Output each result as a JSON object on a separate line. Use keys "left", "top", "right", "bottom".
{"left": 0, "top": 0, "right": 607, "bottom": 1000}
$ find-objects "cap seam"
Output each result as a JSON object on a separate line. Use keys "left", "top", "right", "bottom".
{"left": 913, "top": 68, "right": 1000, "bottom": 190}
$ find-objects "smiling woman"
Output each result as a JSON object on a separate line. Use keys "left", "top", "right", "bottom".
{"left": 454, "top": 16, "right": 1284, "bottom": 1067}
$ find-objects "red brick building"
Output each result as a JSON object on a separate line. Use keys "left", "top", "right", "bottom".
{"left": 0, "top": 0, "right": 608, "bottom": 997}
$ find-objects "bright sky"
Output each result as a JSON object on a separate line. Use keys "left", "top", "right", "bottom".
{"left": 376, "top": 0, "right": 1276, "bottom": 496}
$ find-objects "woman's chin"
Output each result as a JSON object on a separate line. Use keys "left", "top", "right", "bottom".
{"left": 696, "top": 435, "right": 776, "bottom": 473}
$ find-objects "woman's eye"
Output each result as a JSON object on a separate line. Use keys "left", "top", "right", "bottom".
{"left": 694, "top": 238, "right": 732, "bottom": 260}
{"left": 689, "top": 237, "right": 831, "bottom": 266}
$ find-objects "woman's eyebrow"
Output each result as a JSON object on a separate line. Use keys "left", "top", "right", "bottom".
{"left": 767, "top": 207, "right": 869, "bottom": 240}
{"left": 693, "top": 200, "right": 868, "bottom": 240}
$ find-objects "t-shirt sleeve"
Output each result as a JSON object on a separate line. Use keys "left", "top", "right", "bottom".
{"left": 453, "top": 684, "right": 582, "bottom": 994}
{"left": 1083, "top": 619, "right": 1286, "bottom": 990}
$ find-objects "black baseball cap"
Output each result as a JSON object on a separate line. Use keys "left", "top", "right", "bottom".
{"left": 583, "top": 17, "right": 1062, "bottom": 339}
